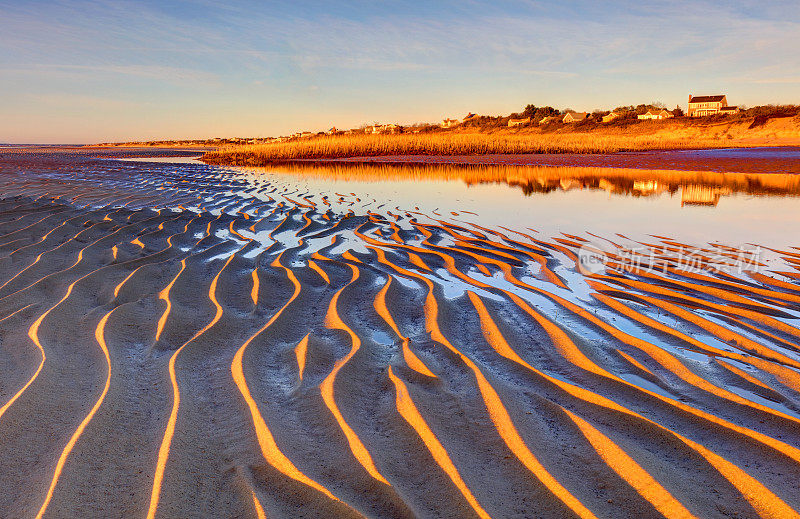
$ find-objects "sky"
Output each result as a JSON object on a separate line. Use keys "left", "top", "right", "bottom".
{"left": 1, "top": 0, "right": 799, "bottom": 143}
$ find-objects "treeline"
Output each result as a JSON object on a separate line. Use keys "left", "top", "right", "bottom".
{"left": 449, "top": 102, "right": 800, "bottom": 131}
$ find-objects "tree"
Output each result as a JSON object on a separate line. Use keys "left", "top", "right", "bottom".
{"left": 673, "top": 105, "right": 684, "bottom": 117}
{"left": 522, "top": 104, "right": 538, "bottom": 118}
{"left": 517, "top": 104, "right": 560, "bottom": 121}
{"left": 536, "top": 106, "right": 560, "bottom": 118}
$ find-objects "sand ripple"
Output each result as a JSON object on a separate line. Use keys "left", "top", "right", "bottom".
{"left": 0, "top": 151, "right": 799, "bottom": 518}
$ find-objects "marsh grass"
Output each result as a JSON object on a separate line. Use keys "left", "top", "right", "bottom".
{"left": 202, "top": 131, "right": 732, "bottom": 165}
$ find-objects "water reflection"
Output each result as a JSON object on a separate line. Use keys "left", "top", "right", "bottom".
{"left": 2, "top": 148, "right": 797, "bottom": 248}
{"left": 242, "top": 162, "right": 800, "bottom": 207}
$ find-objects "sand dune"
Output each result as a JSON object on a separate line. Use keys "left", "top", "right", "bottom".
{"left": 0, "top": 151, "right": 799, "bottom": 518}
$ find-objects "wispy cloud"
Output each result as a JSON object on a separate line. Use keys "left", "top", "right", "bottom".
{"left": 33, "top": 64, "right": 219, "bottom": 83}
{"left": 24, "top": 92, "right": 146, "bottom": 110}
{"left": 736, "top": 77, "right": 800, "bottom": 85}
{"left": 755, "top": 78, "right": 800, "bottom": 84}
{"left": 4, "top": 1, "right": 798, "bottom": 78}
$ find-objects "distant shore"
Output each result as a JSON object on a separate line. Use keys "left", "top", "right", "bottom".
{"left": 201, "top": 115, "right": 800, "bottom": 166}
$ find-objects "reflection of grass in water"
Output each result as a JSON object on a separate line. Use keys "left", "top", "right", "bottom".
{"left": 203, "top": 132, "right": 737, "bottom": 164}
{"left": 238, "top": 162, "right": 800, "bottom": 198}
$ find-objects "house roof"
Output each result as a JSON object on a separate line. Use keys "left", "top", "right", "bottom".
{"left": 564, "top": 112, "right": 588, "bottom": 119}
{"left": 689, "top": 95, "right": 725, "bottom": 103}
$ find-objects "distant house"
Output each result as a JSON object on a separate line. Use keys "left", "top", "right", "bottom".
{"left": 462, "top": 113, "right": 478, "bottom": 123}
{"left": 563, "top": 112, "right": 589, "bottom": 123}
{"left": 538, "top": 116, "right": 558, "bottom": 125}
{"left": 687, "top": 94, "right": 737, "bottom": 117}
{"left": 441, "top": 118, "right": 460, "bottom": 128}
{"left": 368, "top": 124, "right": 399, "bottom": 134}
{"left": 602, "top": 112, "right": 621, "bottom": 123}
{"left": 327, "top": 127, "right": 338, "bottom": 134}
{"left": 637, "top": 109, "right": 674, "bottom": 120}
{"left": 508, "top": 117, "right": 531, "bottom": 127}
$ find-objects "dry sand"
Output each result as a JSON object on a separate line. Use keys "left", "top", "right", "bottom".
{"left": 0, "top": 149, "right": 799, "bottom": 518}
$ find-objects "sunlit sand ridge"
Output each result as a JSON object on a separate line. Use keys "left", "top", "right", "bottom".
{"left": 0, "top": 152, "right": 799, "bottom": 517}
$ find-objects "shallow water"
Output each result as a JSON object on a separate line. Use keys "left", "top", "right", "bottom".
{"left": 8, "top": 147, "right": 800, "bottom": 249}
{"left": 236, "top": 162, "right": 800, "bottom": 249}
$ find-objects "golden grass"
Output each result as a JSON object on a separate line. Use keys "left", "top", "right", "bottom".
{"left": 202, "top": 131, "right": 728, "bottom": 165}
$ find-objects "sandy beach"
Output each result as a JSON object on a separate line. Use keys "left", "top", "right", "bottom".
{"left": 0, "top": 148, "right": 799, "bottom": 518}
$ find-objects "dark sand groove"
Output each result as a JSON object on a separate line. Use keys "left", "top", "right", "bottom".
{"left": 0, "top": 149, "right": 799, "bottom": 517}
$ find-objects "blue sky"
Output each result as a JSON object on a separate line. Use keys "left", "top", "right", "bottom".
{"left": 1, "top": 0, "right": 799, "bottom": 143}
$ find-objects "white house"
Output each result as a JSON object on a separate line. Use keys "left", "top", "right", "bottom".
{"left": 687, "top": 94, "right": 738, "bottom": 117}
{"left": 563, "top": 112, "right": 589, "bottom": 123}
{"left": 368, "top": 124, "right": 399, "bottom": 134}
{"left": 637, "top": 109, "right": 674, "bottom": 120}
{"left": 508, "top": 117, "right": 531, "bottom": 127}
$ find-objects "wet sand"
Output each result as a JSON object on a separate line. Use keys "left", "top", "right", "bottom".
{"left": 1, "top": 149, "right": 799, "bottom": 518}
